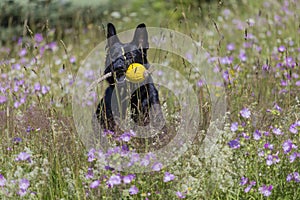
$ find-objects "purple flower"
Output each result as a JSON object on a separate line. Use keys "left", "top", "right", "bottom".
{"left": 227, "top": 43, "right": 235, "bottom": 51}
{"left": 262, "top": 64, "right": 270, "bottom": 71}
{"left": 107, "top": 174, "right": 121, "bottom": 187}
{"left": 258, "top": 185, "right": 273, "bottom": 197}
{"left": 286, "top": 172, "right": 299, "bottom": 183}
{"left": 12, "top": 63, "right": 21, "bottom": 70}
{"left": 223, "top": 70, "right": 229, "bottom": 82}
{"left": 266, "top": 153, "right": 280, "bottom": 166}
{"left": 34, "top": 33, "right": 44, "bottom": 43}
{"left": 274, "top": 103, "right": 282, "bottom": 112}
{"left": 164, "top": 172, "right": 175, "bottom": 182}
{"left": 282, "top": 140, "right": 293, "bottom": 154}
{"left": 220, "top": 56, "right": 233, "bottom": 65}
{"left": 152, "top": 162, "right": 163, "bottom": 171}
{"left": 240, "top": 177, "right": 248, "bottom": 185}
{"left": 0, "top": 95, "right": 7, "bottom": 104}
{"left": 289, "top": 123, "right": 298, "bottom": 134}
{"left": 41, "top": 86, "right": 49, "bottom": 94}
{"left": 272, "top": 127, "right": 283, "bottom": 135}
{"left": 253, "top": 130, "right": 261, "bottom": 140}
{"left": 0, "top": 174, "right": 6, "bottom": 187}
{"left": 140, "top": 156, "right": 150, "bottom": 167}
{"left": 123, "top": 174, "right": 135, "bottom": 184}
{"left": 294, "top": 172, "right": 300, "bottom": 182}
{"left": 278, "top": 45, "right": 286, "bottom": 53}
{"left": 239, "top": 50, "right": 247, "bottom": 62}
{"left": 90, "top": 180, "right": 100, "bottom": 189}
{"left": 244, "top": 181, "right": 256, "bottom": 193}
{"left": 85, "top": 168, "right": 94, "bottom": 179}
{"left": 34, "top": 82, "right": 41, "bottom": 91}
{"left": 69, "top": 56, "right": 76, "bottom": 63}
{"left": 129, "top": 185, "right": 138, "bottom": 195}
{"left": 264, "top": 142, "right": 274, "bottom": 150}
{"left": 289, "top": 152, "right": 298, "bottom": 163}
{"left": 286, "top": 173, "right": 293, "bottom": 182}
{"left": 15, "top": 152, "right": 31, "bottom": 162}
{"left": 19, "top": 48, "right": 27, "bottom": 57}
{"left": 87, "top": 148, "right": 96, "bottom": 162}
{"left": 240, "top": 108, "right": 251, "bottom": 119}
{"left": 176, "top": 191, "right": 186, "bottom": 198}
{"left": 19, "top": 178, "right": 30, "bottom": 190}
{"left": 13, "top": 137, "right": 22, "bottom": 144}
{"left": 119, "top": 130, "right": 135, "bottom": 142}
{"left": 197, "top": 79, "right": 205, "bottom": 87}
{"left": 230, "top": 122, "right": 238, "bottom": 132}
{"left": 228, "top": 139, "right": 240, "bottom": 149}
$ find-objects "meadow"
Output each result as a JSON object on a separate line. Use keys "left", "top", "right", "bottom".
{"left": 0, "top": 0, "right": 299, "bottom": 199}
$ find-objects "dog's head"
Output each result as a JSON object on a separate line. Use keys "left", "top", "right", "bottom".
{"left": 104, "top": 23, "right": 149, "bottom": 84}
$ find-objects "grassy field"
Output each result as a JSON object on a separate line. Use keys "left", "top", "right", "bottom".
{"left": 0, "top": 0, "right": 300, "bottom": 199}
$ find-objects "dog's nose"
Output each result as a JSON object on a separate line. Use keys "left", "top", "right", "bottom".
{"left": 114, "top": 59, "right": 125, "bottom": 71}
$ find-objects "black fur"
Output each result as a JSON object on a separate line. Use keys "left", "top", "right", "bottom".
{"left": 95, "top": 23, "right": 164, "bottom": 132}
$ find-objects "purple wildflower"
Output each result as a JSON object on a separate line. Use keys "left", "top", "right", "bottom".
{"left": 282, "top": 139, "right": 293, "bottom": 154}
{"left": 152, "top": 162, "right": 163, "bottom": 171}
{"left": 286, "top": 173, "right": 293, "bottom": 182}
{"left": 197, "top": 79, "right": 205, "bottom": 87}
{"left": 19, "top": 48, "right": 27, "bottom": 57}
{"left": 240, "top": 177, "right": 248, "bottom": 185}
{"left": 239, "top": 50, "right": 247, "bottom": 62}
{"left": 264, "top": 142, "right": 274, "bottom": 150}
{"left": 0, "top": 174, "right": 6, "bottom": 187}
{"left": 244, "top": 181, "right": 256, "bottom": 193}
{"left": 176, "top": 191, "right": 186, "bottom": 198}
{"left": 223, "top": 70, "right": 229, "bottom": 82}
{"left": 289, "top": 152, "right": 298, "bottom": 163}
{"left": 69, "top": 56, "right": 76, "bottom": 63}
{"left": 266, "top": 153, "right": 280, "bottom": 166}
{"left": 19, "top": 178, "right": 30, "bottom": 193}
{"left": 289, "top": 123, "right": 298, "bottom": 134}
{"left": 258, "top": 185, "right": 273, "bottom": 197}
{"left": 90, "top": 180, "right": 100, "bottom": 189}
{"left": 123, "top": 174, "right": 135, "bottom": 184}
{"left": 107, "top": 174, "right": 121, "bottom": 187}
{"left": 34, "top": 83, "right": 41, "bottom": 91}
{"left": 41, "top": 85, "right": 49, "bottom": 94}
{"left": 286, "top": 172, "right": 299, "bottom": 183}
{"left": 272, "top": 127, "right": 283, "bottom": 135}
{"left": 228, "top": 139, "right": 240, "bottom": 149}
{"left": 15, "top": 152, "right": 31, "bottom": 162}
{"left": 13, "top": 137, "right": 22, "bottom": 144}
{"left": 278, "top": 45, "right": 286, "bottom": 52}
{"left": 140, "top": 155, "right": 150, "bottom": 167}
{"left": 227, "top": 43, "right": 235, "bottom": 51}
{"left": 164, "top": 172, "right": 175, "bottom": 182}
{"left": 230, "top": 122, "right": 238, "bottom": 132}
{"left": 129, "top": 185, "right": 138, "bottom": 195}
{"left": 87, "top": 148, "right": 96, "bottom": 162}
{"left": 85, "top": 168, "right": 94, "bottom": 179}
{"left": 34, "top": 33, "right": 44, "bottom": 43}
{"left": 253, "top": 130, "right": 261, "bottom": 140}
{"left": 240, "top": 108, "right": 251, "bottom": 118}
{"left": 294, "top": 172, "right": 300, "bottom": 182}
{"left": 0, "top": 95, "right": 7, "bottom": 104}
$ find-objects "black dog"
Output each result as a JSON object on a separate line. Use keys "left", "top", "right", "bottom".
{"left": 95, "top": 23, "right": 165, "bottom": 135}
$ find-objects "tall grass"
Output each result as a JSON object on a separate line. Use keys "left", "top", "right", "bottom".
{"left": 0, "top": 0, "right": 299, "bottom": 199}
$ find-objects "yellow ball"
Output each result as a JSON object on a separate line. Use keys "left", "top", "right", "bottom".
{"left": 125, "top": 63, "right": 147, "bottom": 83}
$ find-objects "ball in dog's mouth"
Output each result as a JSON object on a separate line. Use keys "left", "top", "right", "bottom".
{"left": 116, "top": 72, "right": 126, "bottom": 84}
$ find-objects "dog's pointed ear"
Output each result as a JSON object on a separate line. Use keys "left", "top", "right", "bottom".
{"left": 132, "top": 23, "right": 149, "bottom": 49}
{"left": 107, "top": 23, "right": 120, "bottom": 46}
